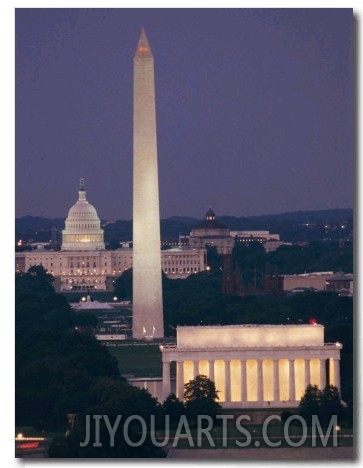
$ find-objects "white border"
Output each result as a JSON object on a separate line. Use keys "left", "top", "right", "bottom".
{"left": 3, "top": 2, "right": 360, "bottom": 467}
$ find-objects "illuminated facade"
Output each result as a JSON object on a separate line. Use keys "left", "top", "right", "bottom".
{"left": 161, "top": 248, "right": 206, "bottom": 278}
{"left": 15, "top": 178, "right": 205, "bottom": 292}
{"left": 230, "top": 230, "right": 280, "bottom": 243}
{"left": 188, "top": 210, "right": 286, "bottom": 254}
{"left": 132, "top": 29, "right": 163, "bottom": 339}
{"left": 189, "top": 208, "right": 234, "bottom": 254}
{"left": 283, "top": 272, "right": 334, "bottom": 292}
{"left": 15, "top": 247, "right": 205, "bottom": 291}
{"left": 160, "top": 324, "right": 342, "bottom": 408}
{"left": 61, "top": 178, "right": 105, "bottom": 251}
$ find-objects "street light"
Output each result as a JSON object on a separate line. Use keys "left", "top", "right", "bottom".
{"left": 336, "top": 425, "right": 341, "bottom": 446}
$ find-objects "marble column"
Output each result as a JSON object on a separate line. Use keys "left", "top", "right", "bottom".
{"left": 177, "top": 361, "right": 184, "bottom": 400}
{"left": 289, "top": 359, "right": 295, "bottom": 401}
{"left": 162, "top": 361, "right": 171, "bottom": 400}
{"left": 273, "top": 359, "right": 279, "bottom": 402}
{"left": 193, "top": 360, "right": 199, "bottom": 378}
{"left": 209, "top": 360, "right": 215, "bottom": 383}
{"left": 241, "top": 360, "right": 247, "bottom": 402}
{"left": 257, "top": 359, "right": 263, "bottom": 402}
{"left": 304, "top": 359, "right": 311, "bottom": 390}
{"left": 225, "top": 360, "right": 231, "bottom": 402}
{"left": 333, "top": 359, "right": 341, "bottom": 394}
{"left": 320, "top": 359, "right": 326, "bottom": 390}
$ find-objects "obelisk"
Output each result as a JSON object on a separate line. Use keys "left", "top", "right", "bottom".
{"left": 132, "top": 29, "right": 164, "bottom": 339}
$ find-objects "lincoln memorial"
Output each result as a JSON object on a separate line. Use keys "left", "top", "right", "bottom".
{"left": 160, "top": 324, "right": 342, "bottom": 408}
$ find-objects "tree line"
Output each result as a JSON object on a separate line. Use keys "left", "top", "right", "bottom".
{"left": 16, "top": 267, "right": 165, "bottom": 457}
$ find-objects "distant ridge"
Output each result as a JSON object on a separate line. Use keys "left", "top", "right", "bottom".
{"left": 16, "top": 209, "right": 352, "bottom": 244}
{"left": 242, "top": 208, "right": 353, "bottom": 223}
{"left": 16, "top": 208, "right": 352, "bottom": 225}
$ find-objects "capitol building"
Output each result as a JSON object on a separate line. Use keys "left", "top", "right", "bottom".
{"left": 15, "top": 180, "right": 206, "bottom": 292}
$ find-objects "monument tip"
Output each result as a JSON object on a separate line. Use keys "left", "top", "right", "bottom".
{"left": 135, "top": 28, "right": 153, "bottom": 58}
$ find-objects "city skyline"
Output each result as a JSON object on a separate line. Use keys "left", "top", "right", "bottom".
{"left": 16, "top": 8, "right": 353, "bottom": 220}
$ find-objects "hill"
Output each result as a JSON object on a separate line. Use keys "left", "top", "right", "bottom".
{"left": 15, "top": 208, "right": 353, "bottom": 244}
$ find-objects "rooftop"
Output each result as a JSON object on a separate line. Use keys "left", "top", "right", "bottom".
{"left": 176, "top": 323, "right": 324, "bottom": 330}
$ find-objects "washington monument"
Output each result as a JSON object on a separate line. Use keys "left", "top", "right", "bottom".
{"left": 132, "top": 29, "right": 164, "bottom": 339}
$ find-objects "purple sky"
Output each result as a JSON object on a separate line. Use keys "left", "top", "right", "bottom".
{"left": 15, "top": 8, "right": 353, "bottom": 220}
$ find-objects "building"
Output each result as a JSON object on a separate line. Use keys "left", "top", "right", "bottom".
{"left": 15, "top": 245, "right": 205, "bottom": 292}
{"left": 189, "top": 208, "right": 234, "bottom": 254}
{"left": 230, "top": 230, "right": 281, "bottom": 243}
{"left": 16, "top": 249, "right": 115, "bottom": 292}
{"left": 160, "top": 324, "right": 342, "bottom": 408}
{"left": 283, "top": 272, "right": 353, "bottom": 296}
{"left": 187, "top": 211, "right": 287, "bottom": 254}
{"left": 325, "top": 272, "right": 353, "bottom": 296}
{"left": 15, "top": 181, "right": 206, "bottom": 292}
{"left": 283, "top": 272, "right": 334, "bottom": 293}
{"left": 231, "top": 230, "right": 291, "bottom": 252}
{"left": 15, "top": 180, "right": 112, "bottom": 292}
{"left": 61, "top": 178, "right": 105, "bottom": 251}
{"left": 161, "top": 247, "right": 206, "bottom": 279}
{"left": 263, "top": 239, "right": 292, "bottom": 253}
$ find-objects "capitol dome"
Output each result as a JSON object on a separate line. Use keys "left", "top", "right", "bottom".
{"left": 61, "top": 179, "right": 105, "bottom": 251}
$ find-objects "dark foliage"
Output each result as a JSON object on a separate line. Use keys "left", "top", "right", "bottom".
{"left": 266, "top": 241, "right": 353, "bottom": 274}
{"left": 114, "top": 268, "right": 133, "bottom": 300}
{"left": 161, "top": 393, "right": 185, "bottom": 426}
{"left": 16, "top": 268, "right": 165, "bottom": 457}
{"left": 184, "top": 375, "right": 222, "bottom": 424}
{"left": 299, "top": 384, "right": 346, "bottom": 426}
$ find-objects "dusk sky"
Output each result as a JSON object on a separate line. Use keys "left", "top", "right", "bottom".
{"left": 15, "top": 8, "right": 353, "bottom": 220}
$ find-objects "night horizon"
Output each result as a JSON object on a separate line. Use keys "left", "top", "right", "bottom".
{"left": 16, "top": 8, "right": 353, "bottom": 220}
{"left": 15, "top": 206, "right": 353, "bottom": 223}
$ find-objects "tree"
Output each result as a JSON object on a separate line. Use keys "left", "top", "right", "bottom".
{"left": 206, "top": 246, "right": 222, "bottom": 271}
{"left": 107, "top": 238, "right": 120, "bottom": 250}
{"left": 113, "top": 268, "right": 132, "bottom": 299}
{"left": 320, "top": 385, "right": 345, "bottom": 426}
{"left": 161, "top": 393, "right": 185, "bottom": 426}
{"left": 48, "top": 378, "right": 166, "bottom": 458}
{"left": 299, "top": 384, "right": 345, "bottom": 426}
{"left": 184, "top": 375, "right": 221, "bottom": 424}
{"left": 298, "top": 384, "right": 321, "bottom": 423}
{"left": 16, "top": 266, "right": 55, "bottom": 299}
{"left": 73, "top": 312, "right": 98, "bottom": 332}
{"left": 184, "top": 374, "right": 219, "bottom": 401}
{"left": 232, "top": 241, "right": 266, "bottom": 287}
{"left": 28, "top": 264, "right": 54, "bottom": 281}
